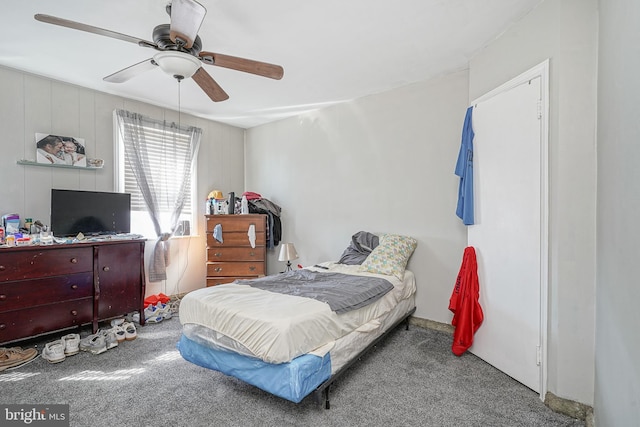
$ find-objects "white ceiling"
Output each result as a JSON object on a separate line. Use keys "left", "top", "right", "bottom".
{"left": 1, "top": 0, "right": 541, "bottom": 129}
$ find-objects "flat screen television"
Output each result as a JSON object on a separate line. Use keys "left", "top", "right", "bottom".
{"left": 50, "top": 189, "right": 131, "bottom": 237}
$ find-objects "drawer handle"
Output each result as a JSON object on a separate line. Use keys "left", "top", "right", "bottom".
{"left": 249, "top": 252, "right": 255, "bottom": 257}
{"left": 214, "top": 267, "right": 223, "bottom": 272}
{"left": 0, "top": 265, "right": 5, "bottom": 271}
{"left": 0, "top": 324, "right": 5, "bottom": 330}
{"left": 71, "top": 284, "right": 78, "bottom": 290}
{"left": 0, "top": 294, "right": 6, "bottom": 301}
{"left": 214, "top": 252, "right": 222, "bottom": 257}
{"left": 70, "top": 310, "right": 78, "bottom": 316}
{"left": 249, "top": 266, "right": 256, "bottom": 271}
{"left": 70, "top": 258, "right": 78, "bottom": 264}
{"left": 103, "top": 266, "right": 110, "bottom": 272}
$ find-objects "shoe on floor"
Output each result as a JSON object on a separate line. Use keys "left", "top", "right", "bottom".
{"left": 98, "top": 329, "right": 118, "bottom": 350}
{"left": 112, "top": 325, "right": 126, "bottom": 343}
{"left": 61, "top": 333, "right": 80, "bottom": 356}
{"left": 0, "top": 347, "right": 39, "bottom": 371}
{"left": 155, "top": 302, "right": 173, "bottom": 320}
{"left": 144, "top": 304, "right": 163, "bottom": 322}
{"left": 79, "top": 334, "right": 107, "bottom": 355}
{"left": 42, "top": 340, "right": 66, "bottom": 364}
{"left": 110, "top": 318, "right": 125, "bottom": 328}
{"left": 122, "top": 322, "right": 137, "bottom": 341}
{"left": 131, "top": 305, "right": 162, "bottom": 324}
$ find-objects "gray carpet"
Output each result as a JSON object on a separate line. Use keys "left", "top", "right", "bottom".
{"left": 0, "top": 316, "right": 584, "bottom": 427}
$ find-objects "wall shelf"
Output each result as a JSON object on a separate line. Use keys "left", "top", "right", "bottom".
{"left": 17, "top": 160, "right": 103, "bottom": 170}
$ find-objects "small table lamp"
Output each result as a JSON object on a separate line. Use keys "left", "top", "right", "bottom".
{"left": 278, "top": 243, "right": 299, "bottom": 272}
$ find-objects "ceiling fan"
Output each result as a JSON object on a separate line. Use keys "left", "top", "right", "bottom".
{"left": 34, "top": 0, "right": 284, "bottom": 102}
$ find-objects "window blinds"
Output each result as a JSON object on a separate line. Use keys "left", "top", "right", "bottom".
{"left": 121, "top": 119, "right": 193, "bottom": 216}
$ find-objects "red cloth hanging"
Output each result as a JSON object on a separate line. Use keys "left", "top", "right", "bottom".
{"left": 449, "top": 246, "right": 484, "bottom": 356}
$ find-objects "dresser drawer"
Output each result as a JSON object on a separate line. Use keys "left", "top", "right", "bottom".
{"left": 206, "top": 232, "right": 265, "bottom": 247}
{"left": 0, "top": 273, "right": 94, "bottom": 312}
{"left": 207, "top": 262, "right": 265, "bottom": 277}
{"left": 0, "top": 247, "right": 93, "bottom": 282}
{"left": 206, "top": 215, "right": 266, "bottom": 233}
{"left": 0, "top": 298, "right": 93, "bottom": 343}
{"left": 207, "top": 247, "right": 266, "bottom": 262}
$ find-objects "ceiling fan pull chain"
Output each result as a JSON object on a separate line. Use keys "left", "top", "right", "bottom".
{"left": 178, "top": 78, "right": 182, "bottom": 129}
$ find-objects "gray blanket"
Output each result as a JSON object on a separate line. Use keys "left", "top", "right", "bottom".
{"left": 235, "top": 270, "right": 393, "bottom": 314}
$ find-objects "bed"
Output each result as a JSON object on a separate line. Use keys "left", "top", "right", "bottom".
{"left": 177, "top": 232, "right": 417, "bottom": 407}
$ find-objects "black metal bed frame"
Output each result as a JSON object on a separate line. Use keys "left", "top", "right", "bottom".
{"left": 312, "top": 306, "right": 416, "bottom": 409}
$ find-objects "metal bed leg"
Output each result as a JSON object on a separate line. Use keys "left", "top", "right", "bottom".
{"left": 324, "top": 385, "right": 331, "bottom": 409}
{"left": 312, "top": 307, "right": 416, "bottom": 409}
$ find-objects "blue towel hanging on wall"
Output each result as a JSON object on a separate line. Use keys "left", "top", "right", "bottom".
{"left": 455, "top": 106, "right": 475, "bottom": 225}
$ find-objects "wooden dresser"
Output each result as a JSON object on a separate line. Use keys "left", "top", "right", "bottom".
{"left": 205, "top": 214, "right": 267, "bottom": 287}
{"left": 0, "top": 240, "right": 146, "bottom": 345}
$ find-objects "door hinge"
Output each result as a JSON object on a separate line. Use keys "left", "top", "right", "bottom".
{"left": 536, "top": 345, "right": 542, "bottom": 366}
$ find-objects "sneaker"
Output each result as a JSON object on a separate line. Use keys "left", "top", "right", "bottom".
{"left": 131, "top": 305, "right": 162, "bottom": 324}
{"left": 42, "top": 341, "right": 66, "bottom": 364}
{"left": 97, "top": 329, "right": 118, "bottom": 350}
{"left": 0, "top": 347, "right": 39, "bottom": 371}
{"left": 122, "top": 322, "right": 137, "bottom": 341}
{"left": 79, "top": 334, "right": 107, "bottom": 355}
{"left": 112, "top": 325, "right": 126, "bottom": 343}
{"left": 155, "top": 302, "right": 173, "bottom": 320}
{"left": 61, "top": 333, "right": 80, "bottom": 356}
{"left": 130, "top": 312, "right": 140, "bottom": 324}
{"left": 143, "top": 304, "right": 163, "bottom": 323}
{"left": 110, "top": 318, "right": 125, "bottom": 328}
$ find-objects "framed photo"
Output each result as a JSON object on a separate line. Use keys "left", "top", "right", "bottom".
{"left": 35, "top": 133, "right": 87, "bottom": 167}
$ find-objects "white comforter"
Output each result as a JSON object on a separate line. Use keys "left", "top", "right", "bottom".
{"left": 179, "top": 263, "right": 416, "bottom": 364}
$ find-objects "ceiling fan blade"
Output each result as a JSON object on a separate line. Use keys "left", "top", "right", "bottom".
{"left": 199, "top": 51, "right": 284, "bottom": 80}
{"left": 169, "top": 0, "right": 207, "bottom": 50}
{"left": 191, "top": 68, "right": 229, "bottom": 102}
{"left": 34, "top": 14, "right": 158, "bottom": 49}
{"left": 103, "top": 58, "right": 157, "bottom": 83}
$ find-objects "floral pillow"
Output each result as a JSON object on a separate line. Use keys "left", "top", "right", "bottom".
{"left": 359, "top": 234, "right": 417, "bottom": 280}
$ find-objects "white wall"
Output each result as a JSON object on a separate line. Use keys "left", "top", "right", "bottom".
{"left": 246, "top": 0, "right": 599, "bottom": 409}
{"left": 595, "top": 0, "right": 640, "bottom": 424}
{"left": 468, "top": 0, "right": 597, "bottom": 406}
{"left": 245, "top": 71, "right": 469, "bottom": 328}
{"left": 0, "top": 65, "right": 245, "bottom": 297}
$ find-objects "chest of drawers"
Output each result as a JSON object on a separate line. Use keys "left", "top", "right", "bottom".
{"left": 0, "top": 240, "right": 146, "bottom": 344}
{"left": 205, "top": 214, "right": 267, "bottom": 287}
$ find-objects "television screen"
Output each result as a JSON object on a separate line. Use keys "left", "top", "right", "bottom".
{"left": 50, "top": 189, "right": 131, "bottom": 237}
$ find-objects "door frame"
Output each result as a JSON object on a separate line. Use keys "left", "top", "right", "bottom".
{"left": 470, "top": 59, "right": 549, "bottom": 400}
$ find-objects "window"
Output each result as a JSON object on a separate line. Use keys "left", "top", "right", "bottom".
{"left": 114, "top": 110, "right": 200, "bottom": 239}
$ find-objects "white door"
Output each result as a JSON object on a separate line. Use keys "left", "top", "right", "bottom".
{"left": 467, "top": 65, "right": 547, "bottom": 394}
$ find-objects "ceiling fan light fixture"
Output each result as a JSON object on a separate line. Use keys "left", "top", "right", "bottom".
{"left": 153, "top": 51, "right": 201, "bottom": 79}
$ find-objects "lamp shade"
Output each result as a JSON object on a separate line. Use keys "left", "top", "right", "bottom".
{"left": 278, "top": 243, "right": 299, "bottom": 262}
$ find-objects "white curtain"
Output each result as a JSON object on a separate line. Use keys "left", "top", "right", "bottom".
{"left": 115, "top": 109, "right": 201, "bottom": 282}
